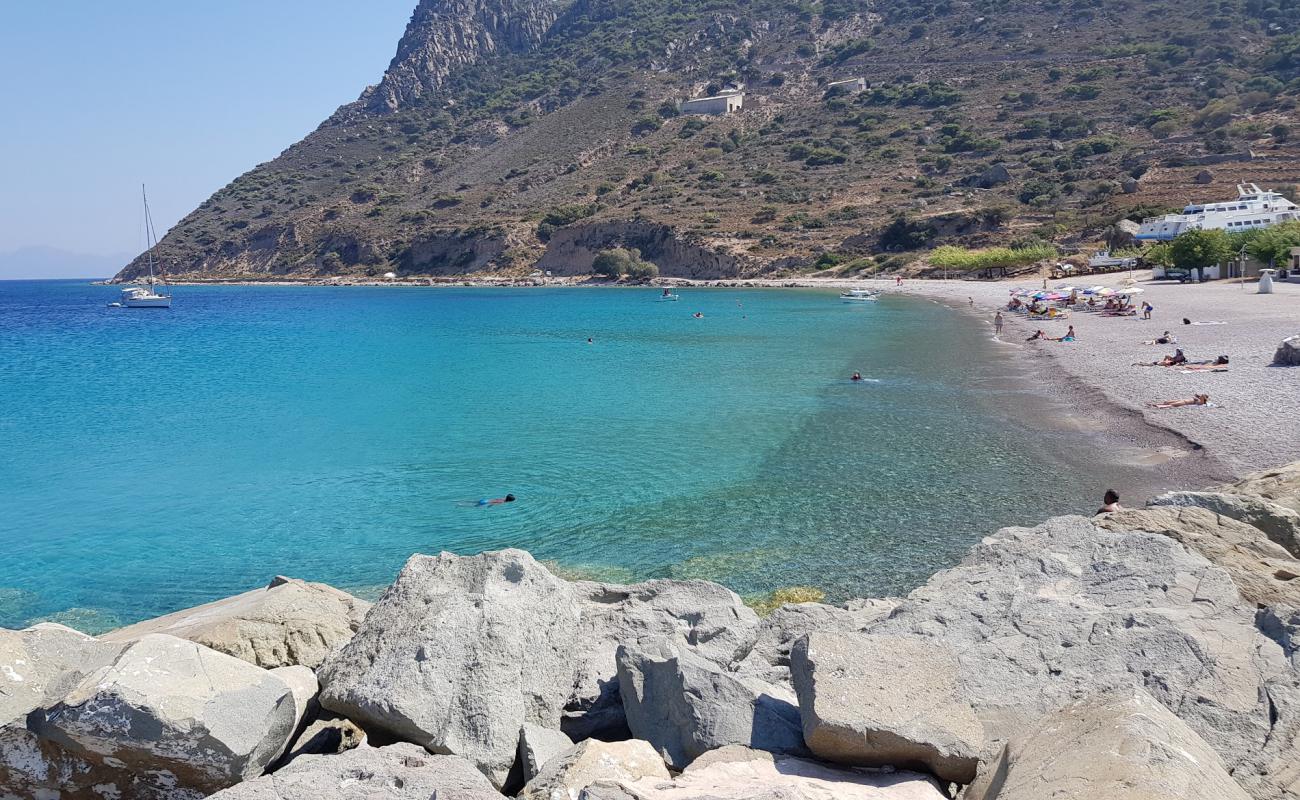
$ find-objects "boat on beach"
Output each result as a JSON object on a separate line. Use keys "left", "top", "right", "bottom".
{"left": 110, "top": 186, "right": 171, "bottom": 309}
{"left": 840, "top": 288, "right": 878, "bottom": 302}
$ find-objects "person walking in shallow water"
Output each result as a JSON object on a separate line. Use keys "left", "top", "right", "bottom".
{"left": 994, "top": 311, "right": 1004, "bottom": 336}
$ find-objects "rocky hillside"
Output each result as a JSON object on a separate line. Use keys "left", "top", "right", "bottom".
{"left": 116, "top": 0, "right": 1300, "bottom": 282}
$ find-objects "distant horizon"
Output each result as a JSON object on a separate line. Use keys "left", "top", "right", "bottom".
{"left": 0, "top": 1, "right": 413, "bottom": 276}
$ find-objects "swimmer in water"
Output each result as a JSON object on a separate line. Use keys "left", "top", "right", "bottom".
{"left": 851, "top": 372, "right": 863, "bottom": 381}
{"left": 477, "top": 494, "right": 516, "bottom": 506}
{"left": 586, "top": 338, "right": 593, "bottom": 344}
{"left": 693, "top": 312, "right": 704, "bottom": 319}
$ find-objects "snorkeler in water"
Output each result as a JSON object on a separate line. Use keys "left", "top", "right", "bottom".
{"left": 477, "top": 494, "right": 516, "bottom": 506}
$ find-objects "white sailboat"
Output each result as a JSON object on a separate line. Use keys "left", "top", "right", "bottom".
{"left": 111, "top": 186, "right": 172, "bottom": 309}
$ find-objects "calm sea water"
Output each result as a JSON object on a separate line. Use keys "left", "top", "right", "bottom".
{"left": 0, "top": 280, "right": 1162, "bottom": 631}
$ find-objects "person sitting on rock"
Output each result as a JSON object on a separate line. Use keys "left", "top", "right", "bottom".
{"left": 1096, "top": 489, "right": 1122, "bottom": 515}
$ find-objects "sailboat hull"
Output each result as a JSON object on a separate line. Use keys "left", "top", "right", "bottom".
{"left": 123, "top": 296, "right": 171, "bottom": 308}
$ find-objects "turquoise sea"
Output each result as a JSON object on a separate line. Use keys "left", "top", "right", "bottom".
{"left": 0, "top": 280, "right": 1166, "bottom": 631}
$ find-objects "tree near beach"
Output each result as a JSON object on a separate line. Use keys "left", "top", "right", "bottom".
{"left": 1170, "top": 228, "right": 1233, "bottom": 281}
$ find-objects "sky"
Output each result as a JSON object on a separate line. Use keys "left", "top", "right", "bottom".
{"left": 0, "top": 1, "right": 414, "bottom": 272}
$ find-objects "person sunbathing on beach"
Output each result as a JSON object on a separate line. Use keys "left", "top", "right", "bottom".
{"left": 1152, "top": 393, "right": 1210, "bottom": 409}
{"left": 1144, "top": 332, "right": 1176, "bottom": 345}
{"left": 1134, "top": 349, "right": 1187, "bottom": 367}
{"left": 1027, "top": 329, "right": 1047, "bottom": 341}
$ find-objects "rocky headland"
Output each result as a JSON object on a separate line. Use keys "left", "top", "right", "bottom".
{"left": 5, "top": 461, "right": 1300, "bottom": 800}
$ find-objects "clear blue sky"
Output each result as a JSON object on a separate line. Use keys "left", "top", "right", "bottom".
{"left": 0, "top": 1, "right": 413, "bottom": 259}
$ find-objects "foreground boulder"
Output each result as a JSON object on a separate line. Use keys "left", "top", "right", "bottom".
{"left": 1274, "top": 335, "right": 1300, "bottom": 367}
{"left": 966, "top": 689, "right": 1251, "bottom": 800}
{"left": 1098, "top": 506, "right": 1300, "bottom": 606}
{"left": 584, "top": 745, "right": 947, "bottom": 800}
{"left": 518, "top": 723, "right": 574, "bottom": 783}
{"left": 0, "top": 624, "right": 157, "bottom": 799}
{"left": 1148, "top": 490, "right": 1300, "bottom": 557}
{"left": 736, "top": 599, "right": 897, "bottom": 680}
{"left": 789, "top": 632, "right": 981, "bottom": 784}
{"left": 319, "top": 549, "right": 582, "bottom": 787}
{"left": 28, "top": 633, "right": 302, "bottom": 796}
{"left": 1214, "top": 460, "right": 1300, "bottom": 513}
{"left": 103, "top": 576, "right": 371, "bottom": 669}
{"left": 565, "top": 579, "right": 759, "bottom": 739}
{"left": 519, "top": 739, "right": 670, "bottom": 800}
{"left": 865, "top": 515, "right": 1297, "bottom": 800}
{"left": 208, "top": 743, "right": 503, "bottom": 799}
{"left": 616, "top": 637, "right": 804, "bottom": 769}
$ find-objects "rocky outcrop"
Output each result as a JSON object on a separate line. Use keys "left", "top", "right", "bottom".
{"left": 519, "top": 739, "right": 670, "bottom": 800}
{"left": 102, "top": 577, "right": 370, "bottom": 669}
{"left": 517, "top": 723, "right": 573, "bottom": 784}
{"left": 537, "top": 221, "right": 748, "bottom": 280}
{"left": 369, "top": 0, "right": 573, "bottom": 112}
{"left": 966, "top": 688, "right": 1251, "bottom": 800}
{"left": 864, "top": 515, "right": 1297, "bottom": 800}
{"left": 736, "top": 599, "right": 897, "bottom": 679}
{"left": 789, "top": 632, "right": 982, "bottom": 784}
{"left": 587, "top": 745, "right": 947, "bottom": 800}
{"left": 318, "top": 549, "right": 582, "bottom": 787}
{"left": 207, "top": 743, "right": 504, "bottom": 799}
{"left": 964, "top": 163, "right": 1011, "bottom": 189}
{"left": 1275, "top": 335, "right": 1300, "bottom": 367}
{"left": 565, "top": 578, "right": 759, "bottom": 739}
{"left": 1216, "top": 461, "right": 1300, "bottom": 512}
{"left": 1098, "top": 506, "right": 1300, "bottom": 606}
{"left": 615, "top": 638, "right": 805, "bottom": 769}
{"left": 30, "top": 634, "right": 303, "bottom": 796}
{"left": 1148, "top": 490, "right": 1300, "bottom": 557}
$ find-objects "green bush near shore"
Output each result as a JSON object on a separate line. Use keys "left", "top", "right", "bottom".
{"left": 592, "top": 247, "right": 659, "bottom": 279}
{"left": 928, "top": 243, "right": 1057, "bottom": 272}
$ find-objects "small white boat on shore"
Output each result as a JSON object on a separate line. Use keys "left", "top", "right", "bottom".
{"left": 840, "top": 289, "right": 878, "bottom": 302}
{"left": 110, "top": 185, "right": 171, "bottom": 309}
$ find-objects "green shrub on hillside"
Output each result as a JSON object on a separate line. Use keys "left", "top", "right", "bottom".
{"left": 592, "top": 247, "right": 658, "bottom": 279}
{"left": 928, "top": 243, "right": 1056, "bottom": 272}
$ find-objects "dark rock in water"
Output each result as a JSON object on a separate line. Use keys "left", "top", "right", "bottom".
{"left": 1274, "top": 335, "right": 1300, "bottom": 367}
{"left": 616, "top": 637, "right": 805, "bottom": 769}
{"left": 208, "top": 743, "right": 504, "bottom": 799}
{"left": 318, "top": 549, "right": 582, "bottom": 787}
{"left": 789, "top": 631, "right": 981, "bottom": 784}
{"left": 966, "top": 688, "right": 1252, "bottom": 800}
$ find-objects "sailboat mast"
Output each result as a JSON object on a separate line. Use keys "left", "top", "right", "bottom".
{"left": 142, "top": 184, "right": 156, "bottom": 285}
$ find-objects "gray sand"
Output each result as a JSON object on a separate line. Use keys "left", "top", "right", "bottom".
{"left": 867, "top": 274, "right": 1300, "bottom": 474}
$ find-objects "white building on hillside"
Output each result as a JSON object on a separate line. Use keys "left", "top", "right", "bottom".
{"left": 679, "top": 91, "right": 745, "bottom": 115}
{"left": 827, "top": 77, "right": 866, "bottom": 92}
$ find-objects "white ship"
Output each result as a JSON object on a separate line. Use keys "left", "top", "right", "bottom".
{"left": 1136, "top": 183, "right": 1300, "bottom": 241}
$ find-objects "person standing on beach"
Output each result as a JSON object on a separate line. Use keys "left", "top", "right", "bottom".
{"left": 994, "top": 311, "right": 1004, "bottom": 335}
{"left": 968, "top": 297, "right": 974, "bottom": 307}
{"left": 1142, "top": 301, "right": 1153, "bottom": 320}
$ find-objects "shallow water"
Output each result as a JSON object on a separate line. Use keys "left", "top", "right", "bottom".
{"left": 0, "top": 281, "right": 1171, "bottom": 630}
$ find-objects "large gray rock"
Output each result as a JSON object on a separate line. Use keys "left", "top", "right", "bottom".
{"left": 518, "top": 723, "right": 574, "bottom": 783}
{"left": 587, "top": 745, "right": 947, "bottom": 800}
{"left": 565, "top": 579, "right": 759, "bottom": 739}
{"left": 789, "top": 632, "right": 981, "bottom": 784}
{"left": 966, "top": 688, "right": 1251, "bottom": 800}
{"left": 1148, "top": 490, "right": 1300, "bottom": 557}
{"left": 616, "top": 638, "right": 805, "bottom": 769}
{"left": 1214, "top": 460, "right": 1300, "bottom": 513}
{"left": 1275, "top": 335, "right": 1300, "bottom": 367}
{"left": 29, "top": 634, "right": 302, "bottom": 796}
{"left": 737, "top": 600, "right": 897, "bottom": 678}
{"left": 1098, "top": 506, "right": 1300, "bottom": 606}
{"left": 207, "top": 743, "right": 503, "bottom": 799}
{"left": 276, "top": 713, "right": 366, "bottom": 768}
{"left": 103, "top": 576, "right": 371, "bottom": 669}
{"left": 865, "top": 515, "right": 1296, "bottom": 800}
{"left": 519, "top": 739, "right": 669, "bottom": 800}
{"left": 0, "top": 624, "right": 159, "bottom": 800}
{"left": 318, "top": 549, "right": 582, "bottom": 787}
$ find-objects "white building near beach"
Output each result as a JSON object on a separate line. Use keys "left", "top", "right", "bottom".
{"left": 827, "top": 77, "right": 866, "bottom": 93}
{"left": 679, "top": 91, "right": 745, "bottom": 115}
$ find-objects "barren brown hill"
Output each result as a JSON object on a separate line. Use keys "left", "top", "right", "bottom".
{"left": 115, "top": 0, "right": 1300, "bottom": 282}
